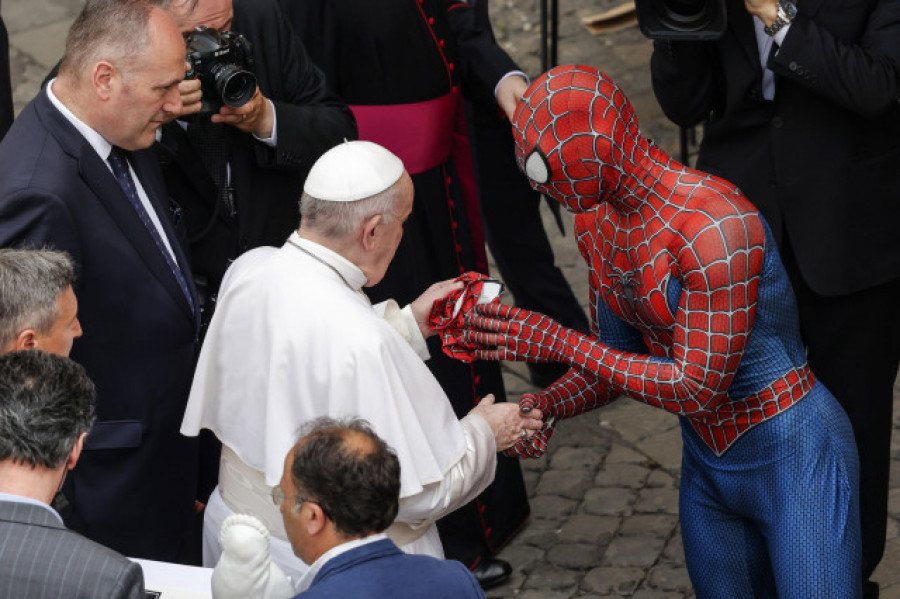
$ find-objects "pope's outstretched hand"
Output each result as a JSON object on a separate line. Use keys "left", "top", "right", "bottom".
{"left": 469, "top": 393, "right": 544, "bottom": 452}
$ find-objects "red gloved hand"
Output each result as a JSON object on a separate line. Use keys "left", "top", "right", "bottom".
{"left": 463, "top": 303, "right": 573, "bottom": 364}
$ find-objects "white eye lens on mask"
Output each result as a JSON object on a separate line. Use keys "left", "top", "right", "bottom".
{"left": 524, "top": 149, "right": 550, "bottom": 184}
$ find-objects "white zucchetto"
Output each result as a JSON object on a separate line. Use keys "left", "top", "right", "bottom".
{"left": 304, "top": 140, "right": 405, "bottom": 202}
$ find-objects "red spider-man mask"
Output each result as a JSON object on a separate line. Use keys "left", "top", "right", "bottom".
{"left": 512, "top": 65, "right": 645, "bottom": 213}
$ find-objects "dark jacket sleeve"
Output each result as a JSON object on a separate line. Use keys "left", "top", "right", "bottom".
{"left": 111, "top": 560, "right": 146, "bottom": 599}
{"left": 651, "top": 0, "right": 900, "bottom": 125}
{"left": 770, "top": 0, "right": 900, "bottom": 117}
{"left": 445, "top": 0, "right": 520, "bottom": 110}
{"left": 233, "top": 0, "right": 358, "bottom": 171}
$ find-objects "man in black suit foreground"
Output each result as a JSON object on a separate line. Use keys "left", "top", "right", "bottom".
{"left": 0, "top": 0, "right": 203, "bottom": 561}
{"left": 0, "top": 351, "right": 144, "bottom": 599}
{"left": 651, "top": 0, "right": 900, "bottom": 594}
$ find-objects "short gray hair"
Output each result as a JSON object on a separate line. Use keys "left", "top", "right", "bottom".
{"left": 0, "top": 351, "right": 96, "bottom": 469}
{"left": 59, "top": 0, "right": 157, "bottom": 82}
{"left": 299, "top": 181, "right": 403, "bottom": 240}
{"left": 0, "top": 249, "right": 75, "bottom": 350}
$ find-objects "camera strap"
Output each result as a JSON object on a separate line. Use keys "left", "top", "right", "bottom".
{"left": 186, "top": 119, "right": 236, "bottom": 217}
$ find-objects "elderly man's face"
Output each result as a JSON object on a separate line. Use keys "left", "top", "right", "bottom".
{"left": 31, "top": 285, "right": 82, "bottom": 357}
{"left": 366, "top": 174, "right": 414, "bottom": 287}
{"left": 103, "top": 8, "right": 186, "bottom": 150}
{"left": 174, "top": 0, "right": 235, "bottom": 33}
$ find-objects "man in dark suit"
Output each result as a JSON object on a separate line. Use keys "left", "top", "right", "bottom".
{"left": 0, "top": 350, "right": 144, "bottom": 599}
{"left": 650, "top": 0, "right": 900, "bottom": 594}
{"left": 0, "top": 0, "right": 202, "bottom": 561}
{"left": 281, "top": 417, "right": 484, "bottom": 598}
{"left": 157, "top": 0, "right": 356, "bottom": 319}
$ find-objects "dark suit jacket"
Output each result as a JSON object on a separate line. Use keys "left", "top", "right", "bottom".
{"left": 0, "top": 89, "right": 201, "bottom": 560}
{"left": 650, "top": 0, "right": 900, "bottom": 296}
{"left": 295, "top": 538, "right": 485, "bottom": 599}
{"left": 0, "top": 499, "right": 144, "bottom": 598}
{"left": 156, "top": 0, "right": 357, "bottom": 299}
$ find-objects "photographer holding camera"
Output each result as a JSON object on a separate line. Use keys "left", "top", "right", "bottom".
{"left": 650, "top": 0, "right": 900, "bottom": 595}
{"left": 157, "top": 0, "right": 356, "bottom": 325}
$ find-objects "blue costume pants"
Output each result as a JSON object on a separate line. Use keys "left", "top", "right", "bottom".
{"left": 680, "top": 384, "right": 861, "bottom": 598}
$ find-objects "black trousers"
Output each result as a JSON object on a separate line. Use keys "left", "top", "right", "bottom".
{"left": 783, "top": 238, "right": 900, "bottom": 587}
{"left": 472, "top": 105, "right": 590, "bottom": 335}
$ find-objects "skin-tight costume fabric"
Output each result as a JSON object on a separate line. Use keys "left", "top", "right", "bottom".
{"left": 462, "top": 65, "right": 862, "bottom": 598}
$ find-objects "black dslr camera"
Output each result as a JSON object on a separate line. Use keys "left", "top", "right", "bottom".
{"left": 635, "top": 0, "right": 727, "bottom": 40}
{"left": 185, "top": 26, "right": 257, "bottom": 116}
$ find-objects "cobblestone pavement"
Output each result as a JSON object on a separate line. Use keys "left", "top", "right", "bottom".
{"left": 4, "top": 0, "right": 899, "bottom": 596}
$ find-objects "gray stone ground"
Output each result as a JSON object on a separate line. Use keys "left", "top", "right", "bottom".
{"left": 3, "top": 0, "right": 899, "bottom": 596}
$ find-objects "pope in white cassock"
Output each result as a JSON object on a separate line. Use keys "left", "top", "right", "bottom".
{"left": 180, "top": 141, "right": 543, "bottom": 589}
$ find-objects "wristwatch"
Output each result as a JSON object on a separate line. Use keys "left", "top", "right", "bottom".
{"left": 764, "top": 0, "right": 797, "bottom": 36}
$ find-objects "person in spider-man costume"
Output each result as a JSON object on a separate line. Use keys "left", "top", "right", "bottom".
{"left": 462, "top": 65, "right": 862, "bottom": 597}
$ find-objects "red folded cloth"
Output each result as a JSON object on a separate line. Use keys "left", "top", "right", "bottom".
{"left": 427, "top": 272, "right": 502, "bottom": 363}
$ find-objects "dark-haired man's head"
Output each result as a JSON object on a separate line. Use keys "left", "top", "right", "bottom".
{"left": 275, "top": 417, "right": 401, "bottom": 564}
{"left": 0, "top": 351, "right": 96, "bottom": 504}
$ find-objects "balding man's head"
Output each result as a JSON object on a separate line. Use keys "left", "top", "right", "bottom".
{"left": 285, "top": 417, "right": 401, "bottom": 539}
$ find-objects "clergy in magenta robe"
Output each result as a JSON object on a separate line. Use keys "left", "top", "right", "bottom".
{"left": 180, "top": 141, "right": 539, "bottom": 586}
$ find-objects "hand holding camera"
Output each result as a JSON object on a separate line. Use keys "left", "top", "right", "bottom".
{"left": 180, "top": 26, "right": 274, "bottom": 138}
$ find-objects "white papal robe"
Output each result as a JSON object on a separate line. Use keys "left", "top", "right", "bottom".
{"left": 181, "top": 233, "right": 497, "bottom": 587}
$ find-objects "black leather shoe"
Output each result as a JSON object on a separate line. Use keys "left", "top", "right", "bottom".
{"left": 863, "top": 580, "right": 879, "bottom": 599}
{"left": 471, "top": 557, "right": 512, "bottom": 590}
{"left": 527, "top": 361, "right": 569, "bottom": 388}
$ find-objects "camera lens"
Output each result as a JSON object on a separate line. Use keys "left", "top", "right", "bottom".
{"left": 652, "top": 0, "right": 711, "bottom": 28}
{"left": 213, "top": 65, "right": 257, "bottom": 108}
{"left": 636, "top": 0, "right": 726, "bottom": 39}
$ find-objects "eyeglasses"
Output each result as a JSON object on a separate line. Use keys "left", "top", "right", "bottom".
{"left": 271, "top": 484, "right": 311, "bottom": 508}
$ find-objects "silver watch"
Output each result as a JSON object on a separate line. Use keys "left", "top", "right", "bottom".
{"left": 764, "top": 0, "right": 797, "bottom": 36}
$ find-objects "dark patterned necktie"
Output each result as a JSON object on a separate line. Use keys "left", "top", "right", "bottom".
{"left": 107, "top": 146, "right": 195, "bottom": 313}
{"left": 186, "top": 119, "right": 236, "bottom": 216}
